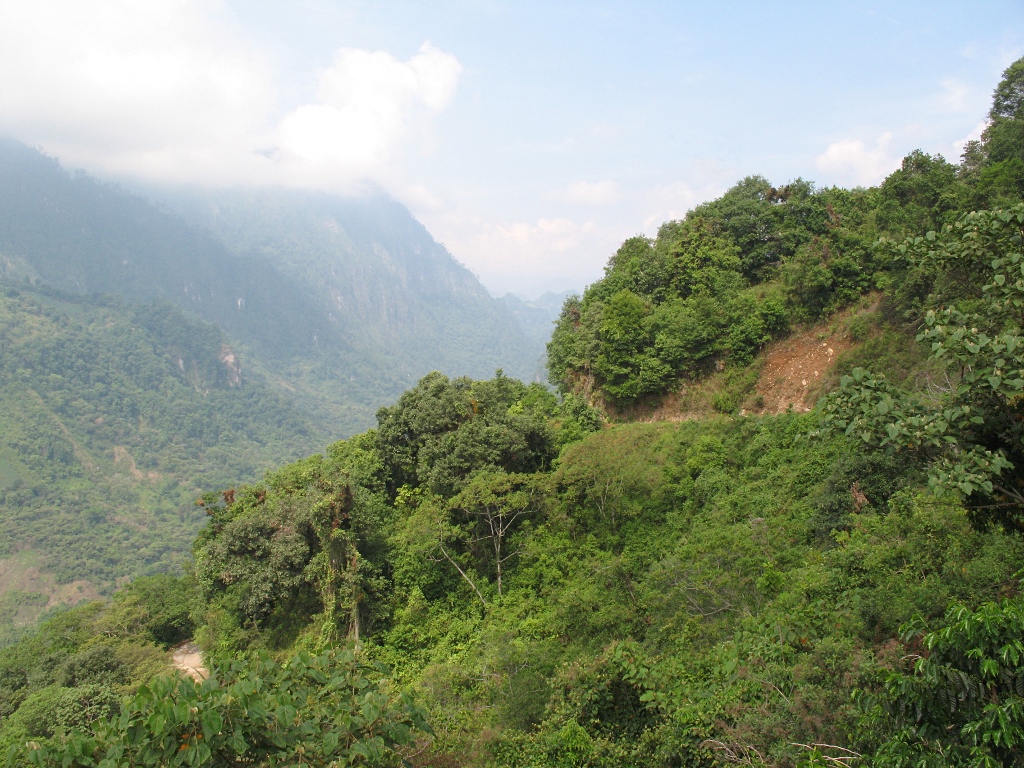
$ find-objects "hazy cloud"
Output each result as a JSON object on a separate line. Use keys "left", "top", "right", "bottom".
{"left": 815, "top": 132, "right": 900, "bottom": 187}
{"left": 0, "top": 0, "right": 272, "bottom": 178}
{"left": 939, "top": 78, "right": 971, "bottom": 112}
{"left": 565, "top": 180, "right": 619, "bottom": 205}
{"left": 425, "top": 212, "right": 617, "bottom": 297}
{"left": 641, "top": 177, "right": 729, "bottom": 232}
{"left": 278, "top": 43, "right": 461, "bottom": 179}
{"left": 0, "top": 1, "right": 460, "bottom": 189}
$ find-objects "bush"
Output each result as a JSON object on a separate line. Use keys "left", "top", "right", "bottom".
{"left": 11, "top": 646, "right": 430, "bottom": 768}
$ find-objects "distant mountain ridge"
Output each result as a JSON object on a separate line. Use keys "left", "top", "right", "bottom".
{"left": 158, "top": 187, "right": 539, "bottom": 383}
{"left": 496, "top": 290, "right": 575, "bottom": 382}
{"left": 0, "top": 139, "right": 541, "bottom": 433}
{"left": 0, "top": 138, "right": 550, "bottom": 623}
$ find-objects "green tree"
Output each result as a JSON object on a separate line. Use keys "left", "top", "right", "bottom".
{"left": 594, "top": 289, "right": 673, "bottom": 402}
{"left": 11, "top": 646, "right": 430, "bottom": 768}
{"left": 820, "top": 206, "right": 1024, "bottom": 530}
{"left": 864, "top": 595, "right": 1024, "bottom": 767}
{"left": 991, "top": 57, "right": 1024, "bottom": 120}
{"left": 447, "top": 471, "right": 548, "bottom": 597}
{"left": 375, "top": 372, "right": 555, "bottom": 497}
{"left": 968, "top": 56, "right": 1024, "bottom": 205}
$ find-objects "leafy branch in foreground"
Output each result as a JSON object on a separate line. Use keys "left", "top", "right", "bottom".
{"left": 819, "top": 206, "right": 1024, "bottom": 529}
{"left": 11, "top": 646, "right": 430, "bottom": 768}
{"left": 860, "top": 592, "right": 1024, "bottom": 767}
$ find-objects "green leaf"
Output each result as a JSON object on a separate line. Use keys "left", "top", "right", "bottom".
{"left": 201, "top": 710, "right": 222, "bottom": 741}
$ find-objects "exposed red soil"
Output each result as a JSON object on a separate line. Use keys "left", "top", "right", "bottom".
{"left": 755, "top": 325, "right": 854, "bottom": 414}
{"left": 612, "top": 298, "right": 878, "bottom": 423}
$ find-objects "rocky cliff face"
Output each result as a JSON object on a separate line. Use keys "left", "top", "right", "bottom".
{"left": 165, "top": 188, "right": 535, "bottom": 381}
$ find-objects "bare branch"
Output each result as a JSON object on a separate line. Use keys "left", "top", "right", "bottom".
{"left": 790, "top": 742, "right": 862, "bottom": 766}
{"left": 436, "top": 534, "right": 487, "bottom": 615}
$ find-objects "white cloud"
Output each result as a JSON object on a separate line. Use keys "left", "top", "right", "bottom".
{"left": 0, "top": 0, "right": 272, "bottom": 179}
{"left": 565, "top": 179, "right": 619, "bottom": 205}
{"left": 421, "top": 167, "right": 734, "bottom": 297}
{"left": 278, "top": 44, "right": 461, "bottom": 178}
{"left": 814, "top": 132, "right": 900, "bottom": 187}
{"left": 951, "top": 120, "right": 987, "bottom": 159}
{"left": 0, "top": 1, "right": 461, "bottom": 190}
{"left": 424, "top": 211, "right": 616, "bottom": 297}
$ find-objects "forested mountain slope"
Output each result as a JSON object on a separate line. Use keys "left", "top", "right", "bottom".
{"left": 4, "top": 56, "right": 1024, "bottom": 768}
{"left": 0, "top": 139, "right": 553, "bottom": 640}
{"left": 0, "top": 141, "right": 541, "bottom": 432}
{"left": 496, "top": 290, "right": 573, "bottom": 381}
{"left": 0, "top": 284, "right": 322, "bottom": 629}
{"left": 160, "top": 188, "right": 539, "bottom": 384}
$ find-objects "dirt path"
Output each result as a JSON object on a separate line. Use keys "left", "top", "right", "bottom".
{"left": 172, "top": 642, "right": 209, "bottom": 682}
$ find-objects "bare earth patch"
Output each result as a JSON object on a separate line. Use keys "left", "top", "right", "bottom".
{"left": 172, "top": 641, "right": 209, "bottom": 682}
{"left": 611, "top": 299, "right": 879, "bottom": 423}
{"left": 755, "top": 325, "right": 854, "bottom": 414}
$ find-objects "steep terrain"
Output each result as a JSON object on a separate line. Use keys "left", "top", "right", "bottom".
{"left": 3, "top": 55, "right": 1024, "bottom": 768}
{"left": 0, "top": 141, "right": 549, "bottom": 625}
{"left": 0, "top": 285, "right": 322, "bottom": 631}
{"left": 0, "top": 140, "right": 541, "bottom": 432}
{"left": 496, "top": 290, "right": 574, "bottom": 379}
{"left": 615, "top": 298, "right": 876, "bottom": 423}
{"left": 160, "top": 187, "right": 540, "bottom": 384}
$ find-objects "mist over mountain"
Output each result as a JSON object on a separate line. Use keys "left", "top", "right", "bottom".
{"left": 0, "top": 138, "right": 550, "bottom": 627}
{"left": 0, "top": 139, "right": 543, "bottom": 433}
{"left": 495, "top": 290, "right": 574, "bottom": 381}
{"left": 153, "top": 186, "right": 541, "bottom": 385}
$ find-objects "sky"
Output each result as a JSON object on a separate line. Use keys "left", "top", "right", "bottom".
{"left": 0, "top": 2, "right": 1022, "bottom": 298}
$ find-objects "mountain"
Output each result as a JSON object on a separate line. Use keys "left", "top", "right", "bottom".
{"left": 0, "top": 140, "right": 540, "bottom": 432}
{"left": 0, "top": 283, "right": 323, "bottom": 632}
{"left": 0, "top": 139, "right": 546, "bottom": 631}
{"left": 495, "top": 290, "right": 575, "bottom": 381}
{"left": 156, "top": 186, "right": 540, "bottom": 383}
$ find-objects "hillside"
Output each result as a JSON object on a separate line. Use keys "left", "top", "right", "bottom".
{"left": 546, "top": 82, "right": 1024, "bottom": 411}
{"left": 2, "top": 57, "right": 1024, "bottom": 768}
{"left": 0, "top": 141, "right": 543, "bottom": 432}
{"left": 0, "top": 284, "right": 323, "bottom": 635}
{"left": 0, "top": 143, "right": 550, "bottom": 629}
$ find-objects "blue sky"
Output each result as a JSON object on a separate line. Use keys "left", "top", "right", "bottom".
{"left": 0, "top": 2, "right": 1021, "bottom": 296}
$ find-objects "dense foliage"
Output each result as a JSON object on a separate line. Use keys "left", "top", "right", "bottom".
{"left": 546, "top": 181, "right": 874, "bottom": 404}
{"left": 821, "top": 206, "right": 1024, "bottom": 530}
{"left": 14, "top": 647, "right": 429, "bottom": 768}
{"left": 0, "top": 283, "right": 321, "bottom": 603}
{"left": 547, "top": 57, "right": 1024, "bottom": 407}
{"left": 0, "top": 576, "right": 190, "bottom": 754}
{"left": 864, "top": 596, "right": 1024, "bottom": 766}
